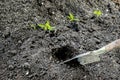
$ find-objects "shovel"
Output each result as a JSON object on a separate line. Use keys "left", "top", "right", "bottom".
{"left": 60, "top": 39, "right": 120, "bottom": 65}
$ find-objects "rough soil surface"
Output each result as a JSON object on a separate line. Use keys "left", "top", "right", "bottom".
{"left": 0, "top": 0, "right": 120, "bottom": 80}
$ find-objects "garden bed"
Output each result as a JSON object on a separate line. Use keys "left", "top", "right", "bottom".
{"left": 0, "top": 0, "right": 120, "bottom": 80}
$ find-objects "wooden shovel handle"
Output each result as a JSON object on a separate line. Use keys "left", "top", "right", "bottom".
{"left": 105, "top": 39, "right": 120, "bottom": 52}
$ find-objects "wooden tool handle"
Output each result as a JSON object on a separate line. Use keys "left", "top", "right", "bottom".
{"left": 105, "top": 39, "right": 120, "bottom": 52}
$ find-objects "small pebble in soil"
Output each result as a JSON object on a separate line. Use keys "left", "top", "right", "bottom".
{"left": 8, "top": 50, "right": 17, "bottom": 56}
{"left": 48, "top": 8, "right": 56, "bottom": 15}
{"left": 25, "top": 70, "right": 29, "bottom": 75}
{"left": 56, "top": 61, "right": 60, "bottom": 64}
{"left": 83, "top": 75, "right": 87, "bottom": 79}
{"left": 22, "top": 63, "right": 31, "bottom": 75}
{"left": 37, "top": 0, "right": 44, "bottom": 6}
{"left": 22, "top": 62, "right": 30, "bottom": 69}
{"left": 3, "top": 27, "right": 10, "bottom": 38}
{"left": 8, "top": 65, "right": 14, "bottom": 70}
{"left": 49, "top": 56, "right": 52, "bottom": 60}
{"left": 18, "top": 40, "right": 22, "bottom": 44}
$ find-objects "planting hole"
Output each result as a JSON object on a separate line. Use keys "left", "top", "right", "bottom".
{"left": 52, "top": 45, "right": 80, "bottom": 67}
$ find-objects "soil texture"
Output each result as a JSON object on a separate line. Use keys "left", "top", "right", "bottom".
{"left": 0, "top": 0, "right": 120, "bottom": 80}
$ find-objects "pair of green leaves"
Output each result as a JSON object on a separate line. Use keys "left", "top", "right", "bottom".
{"left": 31, "top": 21, "right": 54, "bottom": 31}
{"left": 93, "top": 10, "right": 102, "bottom": 17}
{"left": 67, "top": 13, "right": 79, "bottom": 22}
{"left": 38, "top": 21, "right": 55, "bottom": 31}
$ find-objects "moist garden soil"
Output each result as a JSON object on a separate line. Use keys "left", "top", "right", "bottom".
{"left": 0, "top": 0, "right": 120, "bottom": 80}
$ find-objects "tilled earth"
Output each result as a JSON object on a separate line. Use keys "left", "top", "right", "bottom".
{"left": 0, "top": 0, "right": 120, "bottom": 80}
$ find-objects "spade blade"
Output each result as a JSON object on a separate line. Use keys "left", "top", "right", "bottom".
{"left": 77, "top": 54, "right": 100, "bottom": 65}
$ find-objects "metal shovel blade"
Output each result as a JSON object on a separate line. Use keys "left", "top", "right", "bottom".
{"left": 59, "top": 52, "right": 101, "bottom": 65}
{"left": 77, "top": 54, "right": 100, "bottom": 65}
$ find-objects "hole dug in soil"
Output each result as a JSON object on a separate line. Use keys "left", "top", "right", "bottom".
{"left": 51, "top": 45, "right": 92, "bottom": 78}
{"left": 52, "top": 45, "right": 82, "bottom": 67}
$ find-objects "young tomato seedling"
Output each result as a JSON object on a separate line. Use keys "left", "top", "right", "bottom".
{"left": 67, "top": 13, "right": 79, "bottom": 22}
{"left": 93, "top": 9, "right": 102, "bottom": 17}
{"left": 38, "top": 21, "right": 55, "bottom": 31}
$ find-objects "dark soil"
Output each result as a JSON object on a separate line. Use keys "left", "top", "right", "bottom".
{"left": 0, "top": 0, "right": 120, "bottom": 80}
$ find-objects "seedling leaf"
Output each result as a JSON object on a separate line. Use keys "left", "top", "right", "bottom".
{"left": 38, "top": 24, "right": 45, "bottom": 28}
{"left": 67, "top": 13, "right": 79, "bottom": 21}
{"left": 93, "top": 10, "right": 102, "bottom": 17}
{"left": 38, "top": 21, "right": 55, "bottom": 31}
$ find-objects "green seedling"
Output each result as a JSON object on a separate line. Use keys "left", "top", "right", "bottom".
{"left": 38, "top": 21, "right": 55, "bottom": 31}
{"left": 67, "top": 13, "right": 79, "bottom": 21}
{"left": 93, "top": 9, "right": 102, "bottom": 17}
